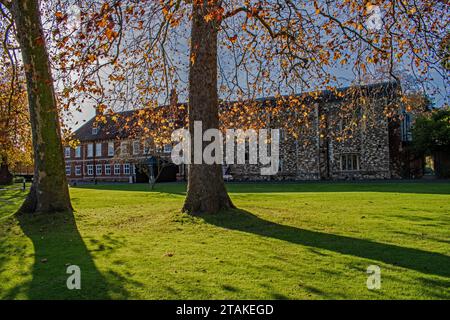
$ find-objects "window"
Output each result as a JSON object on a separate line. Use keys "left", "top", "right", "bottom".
{"left": 133, "top": 141, "right": 140, "bottom": 155}
{"left": 87, "top": 143, "right": 93, "bottom": 157}
{"left": 163, "top": 144, "right": 172, "bottom": 153}
{"left": 96, "top": 143, "right": 102, "bottom": 157}
{"left": 87, "top": 164, "right": 94, "bottom": 176}
{"left": 92, "top": 127, "right": 98, "bottom": 135}
{"left": 65, "top": 165, "right": 71, "bottom": 176}
{"left": 108, "top": 142, "right": 114, "bottom": 156}
{"left": 121, "top": 141, "right": 128, "bottom": 155}
{"left": 280, "top": 129, "right": 285, "bottom": 141}
{"left": 143, "top": 140, "right": 153, "bottom": 154}
{"left": 339, "top": 116, "right": 351, "bottom": 133}
{"left": 75, "top": 165, "right": 82, "bottom": 176}
{"left": 340, "top": 154, "right": 360, "bottom": 171}
{"left": 75, "top": 146, "right": 81, "bottom": 158}
{"left": 401, "top": 112, "right": 413, "bottom": 142}
{"left": 105, "top": 164, "right": 111, "bottom": 175}
{"left": 65, "top": 147, "right": 71, "bottom": 158}
{"left": 114, "top": 164, "right": 121, "bottom": 175}
{"left": 96, "top": 164, "right": 102, "bottom": 176}
{"left": 123, "top": 163, "right": 130, "bottom": 175}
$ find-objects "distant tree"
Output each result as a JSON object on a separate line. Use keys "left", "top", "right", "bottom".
{"left": 411, "top": 106, "right": 450, "bottom": 155}
{"left": 0, "top": 64, "right": 32, "bottom": 185}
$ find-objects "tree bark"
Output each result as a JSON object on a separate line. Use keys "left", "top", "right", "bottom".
{"left": 182, "top": 1, "right": 234, "bottom": 215}
{"left": 11, "top": 0, "right": 72, "bottom": 213}
{"left": 0, "top": 158, "right": 13, "bottom": 185}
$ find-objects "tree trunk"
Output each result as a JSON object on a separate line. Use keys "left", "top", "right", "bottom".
{"left": 182, "top": 1, "right": 234, "bottom": 215}
{"left": 11, "top": 0, "right": 72, "bottom": 214}
{"left": 0, "top": 158, "right": 13, "bottom": 185}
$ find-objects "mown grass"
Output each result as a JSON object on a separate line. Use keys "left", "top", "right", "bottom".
{"left": 0, "top": 181, "right": 449, "bottom": 299}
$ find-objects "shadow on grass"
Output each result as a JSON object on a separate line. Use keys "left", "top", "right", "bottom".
{"left": 13, "top": 211, "right": 129, "bottom": 299}
{"left": 202, "top": 209, "right": 450, "bottom": 279}
{"left": 73, "top": 181, "right": 450, "bottom": 195}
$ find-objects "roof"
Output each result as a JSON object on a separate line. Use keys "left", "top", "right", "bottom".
{"left": 73, "top": 81, "right": 400, "bottom": 142}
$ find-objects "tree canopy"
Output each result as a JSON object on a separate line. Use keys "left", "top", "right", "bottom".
{"left": 411, "top": 106, "right": 450, "bottom": 155}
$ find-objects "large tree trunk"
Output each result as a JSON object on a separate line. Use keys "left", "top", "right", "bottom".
{"left": 11, "top": 0, "right": 72, "bottom": 214}
{"left": 182, "top": 1, "right": 234, "bottom": 215}
{"left": 0, "top": 157, "right": 13, "bottom": 185}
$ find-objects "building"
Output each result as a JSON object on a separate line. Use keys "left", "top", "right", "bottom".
{"left": 65, "top": 81, "right": 408, "bottom": 184}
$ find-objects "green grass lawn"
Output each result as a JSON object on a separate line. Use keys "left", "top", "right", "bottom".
{"left": 0, "top": 182, "right": 449, "bottom": 299}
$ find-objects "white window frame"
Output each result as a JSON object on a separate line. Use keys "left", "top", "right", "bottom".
{"left": 108, "top": 142, "right": 114, "bottom": 156}
{"left": 92, "top": 127, "right": 98, "bottom": 135}
{"left": 87, "top": 164, "right": 94, "bottom": 176}
{"left": 87, "top": 143, "right": 93, "bottom": 157}
{"left": 340, "top": 153, "right": 360, "bottom": 171}
{"left": 143, "top": 140, "right": 153, "bottom": 154}
{"left": 96, "top": 143, "right": 102, "bottom": 157}
{"left": 123, "top": 163, "right": 130, "bottom": 175}
{"left": 105, "top": 164, "right": 111, "bottom": 175}
{"left": 75, "top": 165, "right": 82, "bottom": 176}
{"left": 65, "top": 165, "right": 71, "bottom": 176}
{"left": 114, "top": 164, "right": 121, "bottom": 175}
{"left": 121, "top": 141, "right": 128, "bottom": 155}
{"left": 163, "top": 144, "right": 172, "bottom": 153}
{"left": 133, "top": 140, "right": 140, "bottom": 155}
{"left": 75, "top": 146, "right": 81, "bottom": 158}
{"left": 65, "top": 147, "right": 71, "bottom": 158}
{"left": 96, "top": 164, "right": 102, "bottom": 176}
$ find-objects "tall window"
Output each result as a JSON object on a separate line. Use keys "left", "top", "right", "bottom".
{"left": 96, "top": 143, "right": 102, "bottom": 157}
{"left": 340, "top": 154, "right": 360, "bottom": 171}
{"left": 75, "top": 146, "right": 81, "bottom": 158}
{"left": 96, "top": 164, "right": 102, "bottom": 175}
{"left": 65, "top": 147, "right": 71, "bottom": 158}
{"left": 105, "top": 164, "right": 111, "bottom": 175}
{"left": 143, "top": 140, "right": 153, "bottom": 154}
{"left": 87, "top": 164, "right": 94, "bottom": 175}
{"left": 65, "top": 165, "right": 71, "bottom": 176}
{"left": 121, "top": 141, "right": 128, "bottom": 155}
{"left": 123, "top": 163, "right": 130, "bottom": 175}
{"left": 108, "top": 142, "right": 114, "bottom": 156}
{"left": 75, "top": 165, "right": 82, "bottom": 176}
{"left": 133, "top": 141, "right": 140, "bottom": 155}
{"left": 87, "top": 143, "right": 93, "bottom": 157}
{"left": 114, "top": 164, "right": 121, "bottom": 175}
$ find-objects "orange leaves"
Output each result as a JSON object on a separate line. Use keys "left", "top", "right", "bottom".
{"left": 109, "top": 74, "right": 126, "bottom": 82}
{"left": 55, "top": 11, "right": 67, "bottom": 23}
{"left": 87, "top": 54, "right": 96, "bottom": 63}
{"left": 105, "top": 27, "right": 118, "bottom": 40}
{"left": 204, "top": 5, "right": 224, "bottom": 23}
{"left": 228, "top": 35, "right": 238, "bottom": 43}
{"left": 190, "top": 52, "right": 197, "bottom": 66}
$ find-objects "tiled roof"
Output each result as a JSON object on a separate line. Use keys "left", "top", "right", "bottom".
{"left": 73, "top": 81, "right": 399, "bottom": 142}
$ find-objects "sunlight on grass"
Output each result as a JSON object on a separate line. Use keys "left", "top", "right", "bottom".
{"left": 0, "top": 182, "right": 449, "bottom": 299}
